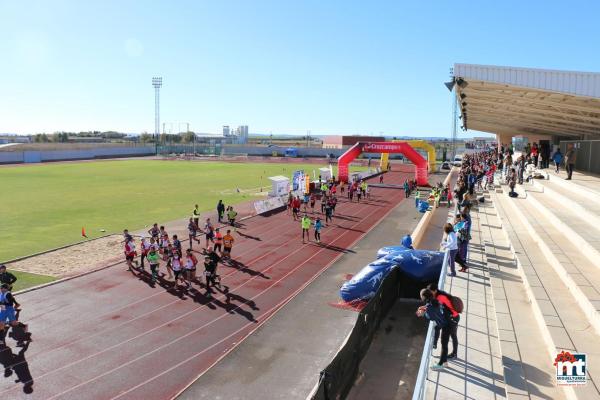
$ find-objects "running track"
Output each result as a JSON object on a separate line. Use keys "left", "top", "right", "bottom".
{"left": 0, "top": 170, "right": 413, "bottom": 399}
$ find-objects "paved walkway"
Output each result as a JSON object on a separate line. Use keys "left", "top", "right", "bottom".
{"left": 425, "top": 195, "right": 507, "bottom": 400}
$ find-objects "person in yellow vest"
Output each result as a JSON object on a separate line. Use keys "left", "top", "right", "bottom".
{"left": 415, "top": 189, "right": 421, "bottom": 208}
{"left": 301, "top": 214, "right": 311, "bottom": 243}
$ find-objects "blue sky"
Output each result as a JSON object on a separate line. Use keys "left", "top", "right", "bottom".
{"left": 1, "top": 0, "right": 599, "bottom": 137}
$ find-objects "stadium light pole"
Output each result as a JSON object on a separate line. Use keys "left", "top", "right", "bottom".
{"left": 152, "top": 77, "right": 162, "bottom": 155}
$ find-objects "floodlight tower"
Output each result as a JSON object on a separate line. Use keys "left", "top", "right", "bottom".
{"left": 152, "top": 77, "right": 162, "bottom": 153}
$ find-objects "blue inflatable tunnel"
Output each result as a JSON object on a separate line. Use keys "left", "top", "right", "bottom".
{"left": 340, "top": 246, "right": 444, "bottom": 302}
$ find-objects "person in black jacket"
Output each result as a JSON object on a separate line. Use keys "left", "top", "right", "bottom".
{"left": 0, "top": 265, "right": 17, "bottom": 291}
{"left": 217, "top": 200, "right": 225, "bottom": 223}
{"left": 416, "top": 288, "right": 452, "bottom": 370}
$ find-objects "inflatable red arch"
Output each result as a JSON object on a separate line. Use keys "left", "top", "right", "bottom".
{"left": 338, "top": 142, "right": 428, "bottom": 185}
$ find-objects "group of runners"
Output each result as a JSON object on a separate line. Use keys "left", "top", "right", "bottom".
{"left": 123, "top": 203, "right": 238, "bottom": 298}
{"left": 0, "top": 264, "right": 27, "bottom": 347}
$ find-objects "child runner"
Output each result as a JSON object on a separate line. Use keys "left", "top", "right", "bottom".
{"left": 192, "top": 204, "right": 200, "bottom": 228}
{"left": 379, "top": 174, "right": 384, "bottom": 183}
{"left": 303, "top": 192, "right": 310, "bottom": 213}
{"left": 185, "top": 248, "right": 198, "bottom": 288}
{"left": 171, "top": 252, "right": 184, "bottom": 287}
{"left": 124, "top": 235, "right": 138, "bottom": 271}
{"left": 223, "top": 230, "right": 235, "bottom": 259}
{"left": 147, "top": 247, "right": 160, "bottom": 284}
{"left": 188, "top": 218, "right": 200, "bottom": 249}
{"left": 309, "top": 193, "right": 316, "bottom": 213}
{"left": 203, "top": 256, "right": 217, "bottom": 298}
{"left": 214, "top": 228, "right": 223, "bottom": 255}
{"left": 172, "top": 234, "right": 182, "bottom": 257}
{"left": 321, "top": 194, "right": 327, "bottom": 214}
{"left": 163, "top": 243, "right": 174, "bottom": 279}
{"left": 314, "top": 217, "right": 323, "bottom": 243}
{"left": 0, "top": 284, "right": 25, "bottom": 346}
{"left": 325, "top": 200, "right": 333, "bottom": 225}
{"left": 159, "top": 225, "right": 167, "bottom": 241}
{"left": 301, "top": 214, "right": 311, "bottom": 243}
{"left": 287, "top": 193, "right": 293, "bottom": 215}
{"left": 217, "top": 200, "right": 225, "bottom": 223}
{"left": 356, "top": 184, "right": 362, "bottom": 202}
{"left": 148, "top": 223, "right": 160, "bottom": 242}
{"left": 331, "top": 195, "right": 338, "bottom": 214}
{"left": 204, "top": 218, "right": 215, "bottom": 250}
{"left": 140, "top": 236, "right": 151, "bottom": 270}
{"left": 292, "top": 196, "right": 301, "bottom": 221}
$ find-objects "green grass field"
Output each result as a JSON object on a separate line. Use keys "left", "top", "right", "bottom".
{"left": 0, "top": 159, "right": 363, "bottom": 262}
{"left": 12, "top": 271, "right": 56, "bottom": 292}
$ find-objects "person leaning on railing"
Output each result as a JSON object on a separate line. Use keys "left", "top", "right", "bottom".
{"left": 416, "top": 288, "right": 453, "bottom": 370}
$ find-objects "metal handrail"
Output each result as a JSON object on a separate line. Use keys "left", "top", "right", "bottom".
{"left": 412, "top": 198, "right": 458, "bottom": 400}
{"left": 411, "top": 249, "right": 450, "bottom": 400}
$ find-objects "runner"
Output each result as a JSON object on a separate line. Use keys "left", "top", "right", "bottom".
{"left": 222, "top": 229, "right": 235, "bottom": 259}
{"left": 140, "top": 236, "right": 151, "bottom": 270}
{"left": 301, "top": 214, "right": 311, "bottom": 243}
{"left": 309, "top": 193, "right": 316, "bottom": 213}
{"left": 214, "top": 228, "right": 223, "bottom": 255}
{"left": 227, "top": 206, "right": 238, "bottom": 228}
{"left": 291, "top": 196, "right": 300, "bottom": 221}
{"left": 0, "top": 265, "right": 17, "bottom": 291}
{"left": 124, "top": 235, "right": 138, "bottom": 272}
{"left": 0, "top": 284, "right": 25, "bottom": 346}
{"left": 379, "top": 174, "right": 384, "bottom": 183}
{"left": 325, "top": 200, "right": 333, "bottom": 226}
{"left": 147, "top": 223, "right": 160, "bottom": 242}
{"left": 331, "top": 195, "right": 338, "bottom": 214}
{"left": 356, "top": 183, "right": 362, "bottom": 202}
{"left": 163, "top": 243, "right": 174, "bottom": 279}
{"left": 171, "top": 252, "right": 184, "bottom": 287}
{"left": 318, "top": 193, "right": 325, "bottom": 214}
{"left": 172, "top": 234, "right": 182, "bottom": 257}
{"left": 192, "top": 204, "right": 200, "bottom": 228}
{"left": 203, "top": 256, "right": 217, "bottom": 298}
{"left": 147, "top": 247, "right": 160, "bottom": 284}
{"left": 287, "top": 192, "right": 294, "bottom": 215}
{"left": 188, "top": 218, "right": 200, "bottom": 249}
{"left": 204, "top": 218, "right": 215, "bottom": 250}
{"left": 348, "top": 183, "right": 354, "bottom": 201}
{"left": 185, "top": 248, "right": 198, "bottom": 288}
{"left": 314, "top": 217, "right": 323, "bottom": 243}
{"left": 302, "top": 192, "right": 310, "bottom": 213}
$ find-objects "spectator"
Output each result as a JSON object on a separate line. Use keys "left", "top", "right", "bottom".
{"left": 553, "top": 148, "right": 563, "bottom": 173}
{"left": 428, "top": 282, "right": 459, "bottom": 359}
{"left": 416, "top": 289, "right": 452, "bottom": 370}
{"left": 440, "top": 223, "right": 458, "bottom": 277}
{"left": 565, "top": 144, "right": 577, "bottom": 180}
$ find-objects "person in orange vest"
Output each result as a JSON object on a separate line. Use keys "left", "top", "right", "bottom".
{"left": 222, "top": 230, "right": 235, "bottom": 259}
{"left": 214, "top": 228, "right": 224, "bottom": 255}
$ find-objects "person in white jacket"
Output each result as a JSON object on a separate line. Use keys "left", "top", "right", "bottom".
{"left": 440, "top": 223, "right": 458, "bottom": 277}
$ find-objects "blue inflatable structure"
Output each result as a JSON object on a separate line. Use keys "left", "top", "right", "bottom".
{"left": 339, "top": 246, "right": 444, "bottom": 302}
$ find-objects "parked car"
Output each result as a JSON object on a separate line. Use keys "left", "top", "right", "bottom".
{"left": 441, "top": 162, "right": 451, "bottom": 170}
{"left": 453, "top": 155, "right": 463, "bottom": 167}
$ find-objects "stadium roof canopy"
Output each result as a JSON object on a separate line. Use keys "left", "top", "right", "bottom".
{"left": 450, "top": 63, "right": 600, "bottom": 139}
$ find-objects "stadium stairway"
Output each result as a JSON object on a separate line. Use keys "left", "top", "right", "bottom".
{"left": 489, "top": 174, "right": 600, "bottom": 399}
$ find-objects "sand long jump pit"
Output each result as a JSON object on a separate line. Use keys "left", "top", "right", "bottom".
{"left": 7, "top": 235, "right": 124, "bottom": 278}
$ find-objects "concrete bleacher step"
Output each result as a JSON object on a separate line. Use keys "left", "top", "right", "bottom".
{"left": 546, "top": 172, "right": 600, "bottom": 204}
{"left": 479, "top": 199, "right": 567, "bottom": 400}
{"left": 492, "top": 191, "right": 600, "bottom": 400}
{"left": 532, "top": 177, "right": 600, "bottom": 231}
{"left": 524, "top": 186, "right": 600, "bottom": 270}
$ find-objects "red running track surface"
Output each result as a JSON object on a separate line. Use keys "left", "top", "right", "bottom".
{"left": 0, "top": 170, "right": 413, "bottom": 400}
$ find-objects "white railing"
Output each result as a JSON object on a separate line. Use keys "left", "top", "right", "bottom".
{"left": 411, "top": 249, "right": 450, "bottom": 400}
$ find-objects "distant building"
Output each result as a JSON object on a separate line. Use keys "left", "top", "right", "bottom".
{"left": 322, "top": 135, "right": 385, "bottom": 149}
{"left": 236, "top": 125, "right": 249, "bottom": 144}
{"left": 223, "top": 125, "right": 230, "bottom": 137}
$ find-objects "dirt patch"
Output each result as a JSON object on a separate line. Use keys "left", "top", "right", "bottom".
{"left": 7, "top": 235, "right": 124, "bottom": 278}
